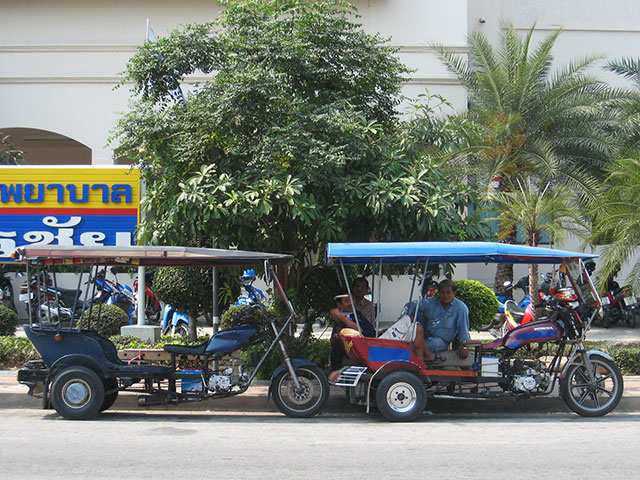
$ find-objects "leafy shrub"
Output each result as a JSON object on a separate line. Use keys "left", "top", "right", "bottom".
{"left": 108, "top": 335, "right": 151, "bottom": 350}
{"left": 244, "top": 336, "right": 331, "bottom": 380}
{"left": 0, "top": 336, "right": 39, "bottom": 368}
{"left": 220, "top": 305, "right": 267, "bottom": 330}
{"left": 298, "top": 266, "right": 345, "bottom": 320}
{"left": 455, "top": 279, "right": 499, "bottom": 331}
{"left": 0, "top": 305, "right": 18, "bottom": 336}
{"left": 81, "top": 304, "right": 130, "bottom": 337}
{"left": 608, "top": 344, "right": 640, "bottom": 375}
{"left": 153, "top": 267, "right": 212, "bottom": 315}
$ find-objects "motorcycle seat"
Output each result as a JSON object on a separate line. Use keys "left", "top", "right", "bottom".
{"left": 52, "top": 286, "right": 83, "bottom": 297}
{"left": 163, "top": 342, "right": 208, "bottom": 356}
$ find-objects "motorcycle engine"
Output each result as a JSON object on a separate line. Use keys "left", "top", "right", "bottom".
{"left": 207, "top": 367, "right": 249, "bottom": 393}
{"left": 511, "top": 361, "right": 550, "bottom": 393}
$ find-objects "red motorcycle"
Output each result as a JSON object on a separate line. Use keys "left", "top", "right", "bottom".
{"left": 133, "top": 269, "right": 161, "bottom": 324}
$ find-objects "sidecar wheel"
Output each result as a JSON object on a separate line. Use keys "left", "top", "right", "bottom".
{"left": 376, "top": 371, "right": 426, "bottom": 422}
{"left": 272, "top": 365, "right": 329, "bottom": 418}
{"left": 561, "top": 355, "right": 623, "bottom": 417}
{"left": 50, "top": 366, "right": 105, "bottom": 420}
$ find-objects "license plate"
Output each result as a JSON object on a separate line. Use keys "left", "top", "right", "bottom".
{"left": 624, "top": 296, "right": 636, "bottom": 307}
{"left": 19, "top": 293, "right": 33, "bottom": 302}
{"left": 600, "top": 296, "right": 610, "bottom": 305}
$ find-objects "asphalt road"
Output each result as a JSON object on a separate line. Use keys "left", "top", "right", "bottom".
{"left": 1, "top": 407, "right": 639, "bottom": 479}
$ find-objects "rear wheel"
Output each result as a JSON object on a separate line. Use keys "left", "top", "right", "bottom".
{"left": 272, "top": 365, "right": 329, "bottom": 418}
{"left": 50, "top": 366, "right": 105, "bottom": 419}
{"left": 99, "top": 377, "right": 119, "bottom": 412}
{"left": 624, "top": 307, "right": 636, "bottom": 328}
{"left": 562, "top": 355, "right": 623, "bottom": 417}
{"left": 376, "top": 371, "right": 427, "bottom": 422}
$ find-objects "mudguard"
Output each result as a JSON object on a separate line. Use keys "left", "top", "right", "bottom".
{"left": 270, "top": 358, "right": 317, "bottom": 381}
{"left": 268, "top": 359, "right": 318, "bottom": 399}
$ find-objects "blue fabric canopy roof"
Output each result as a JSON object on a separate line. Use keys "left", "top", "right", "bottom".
{"left": 325, "top": 242, "right": 598, "bottom": 265}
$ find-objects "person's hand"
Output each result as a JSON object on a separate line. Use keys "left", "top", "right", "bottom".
{"left": 457, "top": 346, "right": 469, "bottom": 359}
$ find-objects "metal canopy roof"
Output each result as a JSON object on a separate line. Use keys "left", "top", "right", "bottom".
{"left": 325, "top": 242, "right": 598, "bottom": 265}
{"left": 12, "top": 245, "right": 292, "bottom": 267}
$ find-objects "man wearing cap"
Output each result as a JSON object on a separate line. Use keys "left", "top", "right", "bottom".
{"left": 329, "top": 291, "right": 376, "bottom": 370}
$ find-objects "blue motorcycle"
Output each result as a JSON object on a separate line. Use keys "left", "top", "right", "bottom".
{"left": 161, "top": 269, "right": 265, "bottom": 336}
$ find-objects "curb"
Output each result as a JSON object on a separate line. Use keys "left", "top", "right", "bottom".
{"left": 3, "top": 384, "right": 640, "bottom": 416}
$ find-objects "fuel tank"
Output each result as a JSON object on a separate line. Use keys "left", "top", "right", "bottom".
{"left": 502, "top": 320, "right": 563, "bottom": 349}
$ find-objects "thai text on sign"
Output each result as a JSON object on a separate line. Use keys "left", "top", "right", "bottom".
{"left": 0, "top": 166, "right": 140, "bottom": 259}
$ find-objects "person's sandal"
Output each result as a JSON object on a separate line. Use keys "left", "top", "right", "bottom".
{"left": 424, "top": 353, "right": 445, "bottom": 365}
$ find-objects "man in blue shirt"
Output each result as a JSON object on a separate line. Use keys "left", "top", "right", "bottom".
{"left": 402, "top": 279, "right": 471, "bottom": 359}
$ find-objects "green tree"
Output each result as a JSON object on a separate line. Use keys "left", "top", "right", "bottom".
{"left": 490, "top": 180, "right": 586, "bottom": 301}
{"left": 0, "top": 133, "right": 23, "bottom": 165}
{"left": 589, "top": 59, "right": 640, "bottom": 291}
{"left": 113, "top": 0, "right": 483, "bottom": 293}
{"left": 435, "top": 23, "right": 621, "bottom": 291}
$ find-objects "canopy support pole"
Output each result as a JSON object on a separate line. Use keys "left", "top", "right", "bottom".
{"left": 340, "top": 259, "right": 361, "bottom": 335}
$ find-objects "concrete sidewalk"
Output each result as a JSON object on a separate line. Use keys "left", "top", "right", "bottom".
{"left": 2, "top": 370, "right": 639, "bottom": 416}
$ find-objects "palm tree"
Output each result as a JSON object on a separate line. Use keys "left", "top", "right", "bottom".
{"left": 490, "top": 179, "right": 586, "bottom": 302}
{"left": 590, "top": 153, "right": 640, "bottom": 291}
{"left": 435, "top": 23, "right": 621, "bottom": 291}
{"left": 589, "top": 58, "right": 640, "bottom": 291}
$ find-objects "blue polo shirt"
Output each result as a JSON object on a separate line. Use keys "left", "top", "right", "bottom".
{"left": 402, "top": 297, "right": 470, "bottom": 352}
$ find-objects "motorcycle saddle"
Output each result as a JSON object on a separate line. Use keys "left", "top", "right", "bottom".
{"left": 163, "top": 342, "right": 208, "bottom": 356}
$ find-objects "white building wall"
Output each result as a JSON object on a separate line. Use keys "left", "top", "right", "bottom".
{"left": 2, "top": 0, "right": 639, "bottom": 291}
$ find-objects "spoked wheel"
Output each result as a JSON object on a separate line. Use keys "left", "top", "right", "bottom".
{"left": 272, "top": 365, "right": 329, "bottom": 418}
{"left": 376, "top": 371, "right": 427, "bottom": 422}
{"left": 50, "top": 366, "right": 105, "bottom": 420}
{"left": 562, "top": 355, "right": 623, "bottom": 417}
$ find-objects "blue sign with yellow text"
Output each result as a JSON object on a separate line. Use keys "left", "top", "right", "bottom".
{"left": 0, "top": 166, "right": 140, "bottom": 259}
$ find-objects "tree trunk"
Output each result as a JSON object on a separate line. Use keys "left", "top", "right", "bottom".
{"left": 529, "top": 263, "right": 539, "bottom": 306}
{"left": 188, "top": 311, "right": 197, "bottom": 342}
{"left": 494, "top": 228, "right": 517, "bottom": 295}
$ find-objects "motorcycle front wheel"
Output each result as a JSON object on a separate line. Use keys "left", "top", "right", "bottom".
{"left": 561, "top": 355, "right": 623, "bottom": 417}
{"left": 272, "top": 365, "right": 329, "bottom": 418}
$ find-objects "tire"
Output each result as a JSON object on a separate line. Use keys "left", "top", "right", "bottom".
{"left": 599, "top": 309, "right": 611, "bottom": 328}
{"left": 172, "top": 321, "right": 189, "bottom": 336}
{"left": 561, "top": 355, "right": 623, "bottom": 417}
{"left": 99, "top": 377, "right": 119, "bottom": 412}
{"left": 624, "top": 307, "right": 636, "bottom": 328}
{"left": 50, "top": 366, "right": 105, "bottom": 420}
{"left": 272, "top": 365, "right": 329, "bottom": 418}
{"left": 146, "top": 301, "right": 161, "bottom": 324}
{"left": 375, "top": 371, "right": 427, "bottom": 422}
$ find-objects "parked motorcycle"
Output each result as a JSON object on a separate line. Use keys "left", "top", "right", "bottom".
{"left": 161, "top": 269, "right": 265, "bottom": 336}
{"left": 0, "top": 265, "right": 17, "bottom": 312}
{"left": 235, "top": 269, "right": 265, "bottom": 306}
{"left": 134, "top": 268, "right": 161, "bottom": 324}
{"left": 601, "top": 281, "right": 637, "bottom": 328}
{"left": 103, "top": 267, "right": 135, "bottom": 321}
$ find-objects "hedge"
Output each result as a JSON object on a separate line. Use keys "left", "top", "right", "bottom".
{"left": 80, "top": 304, "right": 130, "bottom": 337}
{"left": 455, "top": 279, "right": 500, "bottom": 331}
{"left": 0, "top": 305, "right": 18, "bottom": 336}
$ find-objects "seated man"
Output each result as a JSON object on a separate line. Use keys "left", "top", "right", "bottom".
{"left": 402, "top": 279, "right": 471, "bottom": 360}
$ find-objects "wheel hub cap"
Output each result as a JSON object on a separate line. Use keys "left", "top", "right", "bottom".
{"left": 387, "top": 382, "right": 417, "bottom": 413}
{"left": 63, "top": 380, "right": 91, "bottom": 408}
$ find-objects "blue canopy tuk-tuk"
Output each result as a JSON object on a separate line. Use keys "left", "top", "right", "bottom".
{"left": 325, "top": 241, "right": 622, "bottom": 421}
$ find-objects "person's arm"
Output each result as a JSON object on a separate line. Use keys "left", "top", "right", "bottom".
{"left": 457, "top": 303, "right": 471, "bottom": 359}
{"left": 330, "top": 308, "right": 360, "bottom": 331}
